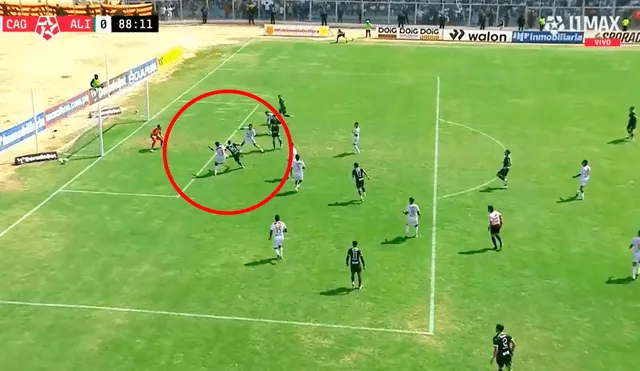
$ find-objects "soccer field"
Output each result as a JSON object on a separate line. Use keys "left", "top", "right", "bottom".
{"left": 1, "top": 39, "right": 639, "bottom": 370}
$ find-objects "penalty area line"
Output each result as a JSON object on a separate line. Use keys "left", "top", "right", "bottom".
{"left": 60, "top": 189, "right": 179, "bottom": 199}
{"left": 181, "top": 104, "right": 260, "bottom": 192}
{"left": 0, "top": 300, "right": 431, "bottom": 336}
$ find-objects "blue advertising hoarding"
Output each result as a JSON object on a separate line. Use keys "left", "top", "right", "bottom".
{"left": 0, "top": 112, "right": 46, "bottom": 153}
{"left": 512, "top": 31, "right": 584, "bottom": 44}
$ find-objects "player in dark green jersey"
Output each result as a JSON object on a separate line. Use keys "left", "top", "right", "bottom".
{"left": 270, "top": 117, "right": 283, "bottom": 149}
{"left": 346, "top": 240, "right": 365, "bottom": 289}
{"left": 491, "top": 324, "right": 517, "bottom": 371}
{"left": 496, "top": 150, "right": 511, "bottom": 189}
{"left": 277, "top": 95, "right": 290, "bottom": 117}
{"left": 225, "top": 140, "right": 245, "bottom": 169}
{"left": 627, "top": 106, "right": 637, "bottom": 141}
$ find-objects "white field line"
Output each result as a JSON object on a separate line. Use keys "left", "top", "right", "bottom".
{"left": 181, "top": 104, "right": 260, "bottom": 192}
{"left": 0, "top": 39, "right": 255, "bottom": 241}
{"left": 176, "top": 100, "right": 260, "bottom": 106}
{"left": 438, "top": 119, "right": 506, "bottom": 200}
{"left": 217, "top": 67, "right": 396, "bottom": 77}
{"left": 60, "top": 189, "right": 178, "bottom": 199}
{"left": 0, "top": 299, "right": 431, "bottom": 336}
{"left": 428, "top": 76, "right": 440, "bottom": 335}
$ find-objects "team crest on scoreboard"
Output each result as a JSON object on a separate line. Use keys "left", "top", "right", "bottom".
{"left": 35, "top": 16, "right": 60, "bottom": 41}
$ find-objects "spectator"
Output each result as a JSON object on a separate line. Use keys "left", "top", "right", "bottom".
{"left": 201, "top": 6, "right": 208, "bottom": 24}
{"left": 397, "top": 12, "right": 405, "bottom": 28}
{"left": 539, "top": 16, "right": 545, "bottom": 31}
{"left": 479, "top": 11, "right": 486, "bottom": 30}
{"left": 90, "top": 74, "right": 100, "bottom": 89}
{"left": 320, "top": 7, "right": 327, "bottom": 25}
{"left": 517, "top": 13, "right": 525, "bottom": 30}
{"left": 337, "top": 5, "right": 343, "bottom": 23}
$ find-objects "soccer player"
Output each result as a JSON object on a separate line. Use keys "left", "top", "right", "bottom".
{"left": 265, "top": 111, "right": 276, "bottom": 133}
{"left": 572, "top": 159, "right": 591, "bottom": 201}
{"left": 277, "top": 95, "right": 290, "bottom": 117}
{"left": 491, "top": 324, "right": 517, "bottom": 371}
{"left": 629, "top": 230, "right": 640, "bottom": 280}
{"left": 335, "top": 28, "right": 349, "bottom": 43}
{"left": 208, "top": 141, "right": 226, "bottom": 176}
{"left": 346, "top": 240, "right": 365, "bottom": 289}
{"left": 291, "top": 154, "right": 305, "bottom": 192}
{"left": 240, "top": 124, "right": 264, "bottom": 153}
{"left": 627, "top": 106, "right": 637, "bottom": 141}
{"left": 488, "top": 205, "right": 503, "bottom": 251}
{"left": 352, "top": 162, "right": 370, "bottom": 201}
{"left": 225, "top": 140, "right": 245, "bottom": 169}
{"left": 292, "top": 142, "right": 298, "bottom": 158}
{"left": 268, "top": 214, "right": 287, "bottom": 260}
{"left": 496, "top": 149, "right": 511, "bottom": 188}
{"left": 353, "top": 122, "right": 361, "bottom": 154}
{"left": 270, "top": 117, "right": 283, "bottom": 149}
{"left": 403, "top": 197, "right": 421, "bottom": 238}
{"left": 149, "top": 125, "right": 163, "bottom": 152}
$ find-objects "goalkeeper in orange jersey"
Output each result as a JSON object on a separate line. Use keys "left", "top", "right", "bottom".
{"left": 150, "top": 125, "right": 164, "bottom": 152}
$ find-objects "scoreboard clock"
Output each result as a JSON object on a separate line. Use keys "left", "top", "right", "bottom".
{"left": 94, "top": 15, "right": 159, "bottom": 33}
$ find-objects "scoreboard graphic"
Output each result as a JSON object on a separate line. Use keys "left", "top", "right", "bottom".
{"left": 0, "top": 15, "right": 159, "bottom": 40}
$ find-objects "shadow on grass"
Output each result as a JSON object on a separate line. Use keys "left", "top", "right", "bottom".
{"left": 264, "top": 178, "right": 282, "bottom": 184}
{"left": 138, "top": 148, "right": 154, "bottom": 154}
{"left": 556, "top": 195, "right": 579, "bottom": 203}
{"left": 244, "top": 258, "right": 278, "bottom": 267}
{"left": 276, "top": 190, "right": 297, "bottom": 198}
{"left": 319, "top": 287, "right": 356, "bottom": 296}
{"left": 328, "top": 200, "right": 360, "bottom": 207}
{"left": 381, "top": 236, "right": 408, "bottom": 245}
{"left": 605, "top": 276, "right": 634, "bottom": 284}
{"left": 458, "top": 247, "right": 495, "bottom": 255}
{"left": 607, "top": 138, "right": 628, "bottom": 145}
{"left": 479, "top": 186, "right": 506, "bottom": 193}
{"left": 333, "top": 152, "right": 355, "bottom": 159}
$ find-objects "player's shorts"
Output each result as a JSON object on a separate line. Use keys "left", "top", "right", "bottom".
{"left": 406, "top": 217, "right": 419, "bottom": 227}
{"left": 490, "top": 224, "right": 501, "bottom": 234}
{"left": 271, "top": 132, "right": 280, "bottom": 138}
{"left": 338, "top": 31, "right": 346, "bottom": 37}
{"left": 496, "top": 354, "right": 512, "bottom": 368}
{"left": 579, "top": 178, "right": 589, "bottom": 186}
{"left": 232, "top": 154, "right": 241, "bottom": 163}
{"left": 150, "top": 135, "right": 162, "bottom": 141}
{"left": 273, "top": 236, "right": 284, "bottom": 248}
{"left": 633, "top": 253, "right": 640, "bottom": 263}
{"left": 355, "top": 180, "right": 365, "bottom": 189}
{"left": 294, "top": 173, "right": 303, "bottom": 181}
{"left": 244, "top": 137, "right": 256, "bottom": 145}
{"left": 627, "top": 124, "right": 636, "bottom": 133}
{"left": 215, "top": 156, "right": 225, "bottom": 164}
{"left": 353, "top": 137, "right": 359, "bottom": 145}
{"left": 350, "top": 264, "right": 362, "bottom": 274}
{"left": 279, "top": 107, "right": 286, "bottom": 114}
{"left": 497, "top": 167, "right": 510, "bottom": 177}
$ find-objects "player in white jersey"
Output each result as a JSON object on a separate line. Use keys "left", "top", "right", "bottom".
{"left": 629, "top": 231, "right": 640, "bottom": 280}
{"left": 291, "top": 154, "right": 305, "bottom": 192}
{"left": 353, "top": 122, "right": 361, "bottom": 154}
{"left": 269, "top": 214, "right": 288, "bottom": 260}
{"left": 240, "top": 124, "right": 264, "bottom": 153}
{"left": 403, "top": 197, "right": 421, "bottom": 238}
{"left": 572, "top": 159, "right": 591, "bottom": 200}
{"left": 292, "top": 143, "right": 298, "bottom": 159}
{"left": 488, "top": 205, "right": 503, "bottom": 251}
{"left": 207, "top": 141, "right": 226, "bottom": 176}
{"left": 265, "top": 111, "right": 275, "bottom": 134}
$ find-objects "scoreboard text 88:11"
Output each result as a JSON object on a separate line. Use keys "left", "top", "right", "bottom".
{"left": 94, "top": 15, "right": 159, "bottom": 33}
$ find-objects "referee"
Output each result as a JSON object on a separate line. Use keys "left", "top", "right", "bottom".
{"left": 346, "top": 241, "right": 365, "bottom": 289}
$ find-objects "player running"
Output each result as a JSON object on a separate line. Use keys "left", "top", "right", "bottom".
{"left": 353, "top": 122, "right": 361, "bottom": 154}
{"left": 629, "top": 230, "right": 640, "bottom": 280}
{"left": 240, "top": 124, "right": 264, "bottom": 153}
{"left": 265, "top": 111, "right": 276, "bottom": 134}
{"left": 627, "top": 106, "right": 637, "bottom": 141}
{"left": 496, "top": 149, "right": 511, "bottom": 188}
{"left": 270, "top": 116, "right": 283, "bottom": 149}
{"left": 352, "top": 162, "right": 370, "bottom": 202}
{"left": 149, "top": 125, "right": 163, "bottom": 152}
{"left": 226, "top": 140, "right": 245, "bottom": 169}
{"left": 335, "top": 28, "right": 349, "bottom": 43}
{"left": 208, "top": 141, "right": 226, "bottom": 176}
{"left": 488, "top": 205, "right": 503, "bottom": 251}
{"left": 491, "top": 324, "right": 517, "bottom": 371}
{"left": 346, "top": 240, "right": 365, "bottom": 289}
{"left": 403, "top": 197, "right": 421, "bottom": 238}
{"left": 269, "top": 214, "right": 287, "bottom": 260}
{"left": 277, "top": 95, "right": 290, "bottom": 117}
{"left": 291, "top": 154, "right": 305, "bottom": 192}
{"left": 572, "top": 159, "right": 591, "bottom": 201}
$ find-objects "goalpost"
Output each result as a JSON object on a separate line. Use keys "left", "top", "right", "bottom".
{"left": 57, "top": 79, "right": 151, "bottom": 162}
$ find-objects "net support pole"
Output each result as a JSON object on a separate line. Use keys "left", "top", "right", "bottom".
{"left": 105, "top": 54, "right": 110, "bottom": 99}
{"left": 31, "top": 88, "right": 39, "bottom": 153}
{"left": 146, "top": 79, "right": 150, "bottom": 120}
{"left": 98, "top": 106, "right": 105, "bottom": 157}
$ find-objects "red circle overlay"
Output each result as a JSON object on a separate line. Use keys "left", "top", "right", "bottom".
{"left": 162, "top": 89, "right": 293, "bottom": 216}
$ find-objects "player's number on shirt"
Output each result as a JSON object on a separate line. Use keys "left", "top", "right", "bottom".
{"left": 100, "top": 19, "right": 107, "bottom": 29}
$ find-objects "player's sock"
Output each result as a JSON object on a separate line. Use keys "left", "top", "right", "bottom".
{"left": 415, "top": 226, "right": 419, "bottom": 237}
{"left": 272, "top": 140, "right": 276, "bottom": 149}
{"left": 491, "top": 237, "right": 497, "bottom": 249}
{"left": 632, "top": 265, "right": 637, "bottom": 279}
{"left": 214, "top": 165, "right": 219, "bottom": 176}
{"left": 351, "top": 281, "right": 355, "bottom": 288}
{"left": 496, "top": 235, "right": 503, "bottom": 248}
{"left": 503, "top": 178, "right": 508, "bottom": 187}
{"left": 279, "top": 247, "right": 284, "bottom": 259}
{"left": 405, "top": 225, "right": 410, "bottom": 236}
{"left": 275, "top": 249, "right": 280, "bottom": 259}
{"left": 354, "top": 145, "right": 360, "bottom": 154}
{"left": 278, "top": 139, "right": 283, "bottom": 148}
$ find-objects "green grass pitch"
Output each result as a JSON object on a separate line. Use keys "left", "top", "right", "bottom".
{"left": 1, "top": 39, "right": 639, "bottom": 370}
